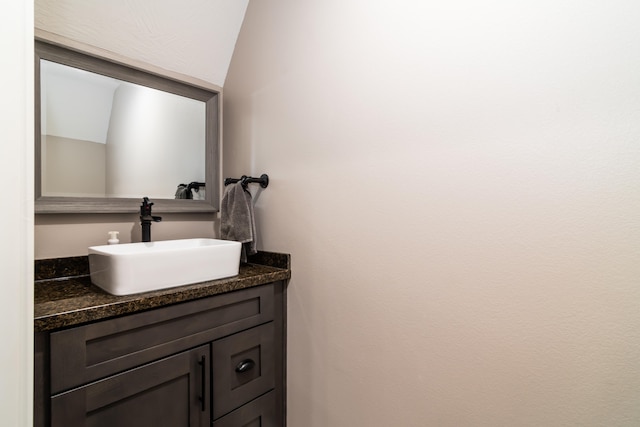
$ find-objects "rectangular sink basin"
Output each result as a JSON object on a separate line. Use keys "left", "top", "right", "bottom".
{"left": 88, "top": 238, "right": 242, "bottom": 296}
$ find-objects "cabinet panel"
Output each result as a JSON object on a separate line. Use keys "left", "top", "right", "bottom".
{"left": 51, "top": 345, "right": 210, "bottom": 427}
{"left": 36, "top": 281, "right": 287, "bottom": 427}
{"left": 51, "top": 284, "right": 274, "bottom": 393}
{"left": 212, "top": 322, "right": 276, "bottom": 419}
{"left": 213, "top": 391, "right": 277, "bottom": 427}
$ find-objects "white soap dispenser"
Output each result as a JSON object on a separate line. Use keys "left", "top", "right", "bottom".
{"left": 107, "top": 231, "right": 120, "bottom": 245}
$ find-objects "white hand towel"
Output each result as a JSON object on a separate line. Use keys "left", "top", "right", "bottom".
{"left": 220, "top": 182, "right": 257, "bottom": 263}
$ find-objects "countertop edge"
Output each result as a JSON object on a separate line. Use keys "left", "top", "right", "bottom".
{"left": 35, "top": 252, "right": 291, "bottom": 332}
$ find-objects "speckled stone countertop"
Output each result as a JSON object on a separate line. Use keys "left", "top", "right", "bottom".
{"left": 35, "top": 251, "right": 291, "bottom": 332}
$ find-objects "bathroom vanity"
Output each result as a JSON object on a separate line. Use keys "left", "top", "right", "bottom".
{"left": 34, "top": 252, "right": 290, "bottom": 427}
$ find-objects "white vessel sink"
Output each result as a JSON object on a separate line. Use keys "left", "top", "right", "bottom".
{"left": 88, "top": 238, "right": 242, "bottom": 296}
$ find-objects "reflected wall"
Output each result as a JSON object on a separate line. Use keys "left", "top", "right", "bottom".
{"left": 40, "top": 60, "right": 206, "bottom": 199}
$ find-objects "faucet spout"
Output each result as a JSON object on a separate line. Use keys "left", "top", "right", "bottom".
{"left": 140, "top": 197, "right": 162, "bottom": 242}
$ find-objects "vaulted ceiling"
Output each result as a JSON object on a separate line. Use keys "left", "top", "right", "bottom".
{"left": 35, "top": 0, "right": 249, "bottom": 87}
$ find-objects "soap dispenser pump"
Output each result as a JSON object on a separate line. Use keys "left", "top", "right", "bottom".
{"left": 107, "top": 231, "right": 120, "bottom": 245}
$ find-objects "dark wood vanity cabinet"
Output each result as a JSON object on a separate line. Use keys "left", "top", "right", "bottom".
{"left": 35, "top": 282, "right": 286, "bottom": 427}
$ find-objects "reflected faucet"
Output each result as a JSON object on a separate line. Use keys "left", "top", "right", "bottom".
{"left": 140, "top": 197, "right": 162, "bottom": 242}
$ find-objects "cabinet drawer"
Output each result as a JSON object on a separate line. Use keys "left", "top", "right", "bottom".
{"left": 50, "top": 284, "right": 274, "bottom": 394}
{"left": 212, "top": 322, "right": 276, "bottom": 419}
{"left": 213, "top": 391, "right": 277, "bottom": 427}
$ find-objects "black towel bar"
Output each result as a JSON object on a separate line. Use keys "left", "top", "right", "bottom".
{"left": 224, "top": 174, "right": 269, "bottom": 189}
{"left": 175, "top": 181, "right": 205, "bottom": 199}
{"left": 179, "top": 181, "right": 205, "bottom": 191}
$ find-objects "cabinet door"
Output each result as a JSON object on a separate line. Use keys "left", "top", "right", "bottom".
{"left": 51, "top": 345, "right": 210, "bottom": 427}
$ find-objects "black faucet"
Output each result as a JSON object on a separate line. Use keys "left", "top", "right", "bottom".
{"left": 140, "top": 197, "right": 162, "bottom": 242}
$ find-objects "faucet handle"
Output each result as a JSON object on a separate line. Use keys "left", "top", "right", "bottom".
{"left": 141, "top": 197, "right": 154, "bottom": 215}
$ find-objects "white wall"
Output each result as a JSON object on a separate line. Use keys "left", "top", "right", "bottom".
{"left": 41, "top": 60, "right": 116, "bottom": 143}
{"left": 35, "top": 0, "right": 248, "bottom": 87}
{"left": 42, "top": 135, "right": 106, "bottom": 197}
{"left": 106, "top": 84, "right": 205, "bottom": 198}
{"left": 0, "top": 0, "right": 33, "bottom": 425}
{"left": 224, "top": 1, "right": 640, "bottom": 425}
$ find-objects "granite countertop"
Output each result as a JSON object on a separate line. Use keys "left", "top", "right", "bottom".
{"left": 35, "top": 251, "right": 291, "bottom": 332}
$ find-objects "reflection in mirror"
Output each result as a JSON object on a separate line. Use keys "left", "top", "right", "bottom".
{"left": 35, "top": 40, "right": 219, "bottom": 213}
{"left": 41, "top": 60, "right": 206, "bottom": 199}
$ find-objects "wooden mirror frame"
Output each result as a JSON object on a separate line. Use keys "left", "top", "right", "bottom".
{"left": 35, "top": 40, "right": 220, "bottom": 214}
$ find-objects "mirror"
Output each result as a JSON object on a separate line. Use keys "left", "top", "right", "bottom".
{"left": 35, "top": 40, "right": 220, "bottom": 213}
